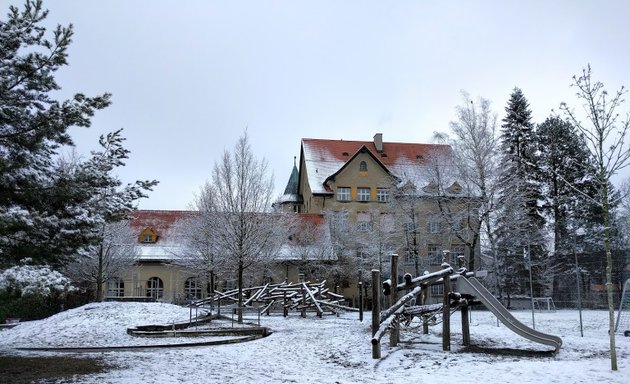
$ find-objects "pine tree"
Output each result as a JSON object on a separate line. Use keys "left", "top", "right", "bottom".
{"left": 0, "top": 1, "right": 157, "bottom": 267}
{"left": 534, "top": 116, "right": 601, "bottom": 298}
{"left": 495, "top": 88, "right": 546, "bottom": 304}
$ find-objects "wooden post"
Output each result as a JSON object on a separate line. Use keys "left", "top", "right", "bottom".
{"left": 301, "top": 285, "right": 306, "bottom": 318}
{"left": 371, "top": 269, "right": 381, "bottom": 359}
{"left": 442, "top": 274, "right": 451, "bottom": 351}
{"left": 335, "top": 285, "right": 340, "bottom": 317}
{"left": 389, "top": 254, "right": 399, "bottom": 347}
{"left": 359, "top": 282, "right": 364, "bottom": 322}
{"left": 421, "top": 286, "right": 429, "bottom": 334}
{"left": 461, "top": 304, "right": 470, "bottom": 346}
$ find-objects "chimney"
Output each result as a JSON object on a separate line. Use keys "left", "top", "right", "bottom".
{"left": 374, "top": 133, "right": 383, "bottom": 152}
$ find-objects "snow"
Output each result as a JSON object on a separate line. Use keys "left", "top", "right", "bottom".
{"left": 0, "top": 264, "right": 75, "bottom": 297}
{"left": 1, "top": 302, "right": 629, "bottom": 383}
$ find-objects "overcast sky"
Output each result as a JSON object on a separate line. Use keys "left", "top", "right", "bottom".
{"left": 9, "top": 0, "right": 630, "bottom": 210}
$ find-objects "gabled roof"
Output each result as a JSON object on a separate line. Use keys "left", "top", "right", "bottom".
{"left": 300, "top": 138, "right": 451, "bottom": 194}
{"left": 323, "top": 145, "right": 397, "bottom": 187}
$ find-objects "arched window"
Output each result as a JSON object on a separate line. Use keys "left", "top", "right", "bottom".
{"left": 359, "top": 161, "right": 367, "bottom": 172}
{"left": 106, "top": 278, "right": 124, "bottom": 297}
{"left": 146, "top": 277, "right": 164, "bottom": 299}
{"left": 184, "top": 277, "right": 201, "bottom": 300}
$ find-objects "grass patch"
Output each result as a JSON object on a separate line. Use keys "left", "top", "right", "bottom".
{"left": 0, "top": 355, "right": 108, "bottom": 384}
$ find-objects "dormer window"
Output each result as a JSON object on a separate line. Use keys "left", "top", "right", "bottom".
{"left": 139, "top": 228, "right": 158, "bottom": 243}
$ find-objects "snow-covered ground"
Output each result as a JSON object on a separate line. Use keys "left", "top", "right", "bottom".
{"left": 1, "top": 302, "right": 629, "bottom": 383}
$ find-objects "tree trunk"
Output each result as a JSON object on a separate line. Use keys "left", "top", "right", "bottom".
{"left": 602, "top": 183, "right": 618, "bottom": 371}
{"left": 238, "top": 259, "right": 244, "bottom": 324}
{"left": 96, "top": 250, "right": 104, "bottom": 302}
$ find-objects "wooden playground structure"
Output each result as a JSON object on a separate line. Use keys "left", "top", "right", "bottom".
{"left": 192, "top": 280, "right": 358, "bottom": 318}
{"left": 370, "top": 253, "right": 563, "bottom": 359}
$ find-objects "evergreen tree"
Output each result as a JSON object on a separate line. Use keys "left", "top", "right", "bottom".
{"left": 534, "top": 116, "right": 601, "bottom": 297}
{"left": 0, "top": 1, "right": 157, "bottom": 267}
{"left": 494, "top": 88, "right": 546, "bottom": 304}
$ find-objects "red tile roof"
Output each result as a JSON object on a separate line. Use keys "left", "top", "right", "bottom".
{"left": 302, "top": 138, "right": 449, "bottom": 166}
{"left": 301, "top": 137, "right": 451, "bottom": 194}
{"left": 129, "top": 210, "right": 197, "bottom": 238}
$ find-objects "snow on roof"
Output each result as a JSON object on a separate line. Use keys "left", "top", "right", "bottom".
{"left": 128, "top": 211, "right": 331, "bottom": 262}
{"left": 300, "top": 138, "right": 452, "bottom": 194}
{"left": 129, "top": 211, "right": 198, "bottom": 261}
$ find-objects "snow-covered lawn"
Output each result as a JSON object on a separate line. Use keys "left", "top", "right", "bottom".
{"left": 1, "top": 302, "right": 629, "bottom": 383}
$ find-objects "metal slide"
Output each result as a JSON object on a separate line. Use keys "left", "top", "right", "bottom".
{"left": 457, "top": 277, "right": 563, "bottom": 353}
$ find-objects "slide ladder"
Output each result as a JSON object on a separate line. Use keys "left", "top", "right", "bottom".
{"left": 457, "top": 277, "right": 562, "bottom": 353}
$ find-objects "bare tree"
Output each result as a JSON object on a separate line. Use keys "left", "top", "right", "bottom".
{"left": 193, "top": 131, "right": 286, "bottom": 322}
{"left": 323, "top": 209, "right": 360, "bottom": 289}
{"left": 391, "top": 183, "right": 425, "bottom": 277}
{"left": 169, "top": 211, "right": 219, "bottom": 298}
{"left": 434, "top": 92, "right": 501, "bottom": 277}
{"left": 284, "top": 214, "right": 335, "bottom": 283}
{"left": 560, "top": 65, "right": 630, "bottom": 371}
{"left": 65, "top": 221, "right": 138, "bottom": 301}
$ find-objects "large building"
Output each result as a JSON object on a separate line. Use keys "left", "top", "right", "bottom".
{"left": 104, "top": 134, "right": 479, "bottom": 304}
{"left": 103, "top": 210, "right": 333, "bottom": 303}
{"left": 278, "top": 133, "right": 480, "bottom": 302}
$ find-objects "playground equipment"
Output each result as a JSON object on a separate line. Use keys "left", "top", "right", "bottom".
{"left": 532, "top": 297, "right": 556, "bottom": 312}
{"left": 615, "top": 278, "right": 630, "bottom": 337}
{"left": 370, "top": 254, "right": 563, "bottom": 359}
{"left": 192, "top": 280, "right": 356, "bottom": 318}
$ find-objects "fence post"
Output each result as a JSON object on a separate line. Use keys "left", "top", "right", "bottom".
{"left": 442, "top": 269, "right": 451, "bottom": 351}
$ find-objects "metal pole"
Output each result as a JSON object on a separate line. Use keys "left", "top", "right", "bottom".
{"left": 527, "top": 243, "right": 535, "bottom": 330}
{"left": 574, "top": 233, "right": 584, "bottom": 337}
{"left": 359, "top": 282, "right": 364, "bottom": 322}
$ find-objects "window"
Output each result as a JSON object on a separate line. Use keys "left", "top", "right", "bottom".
{"left": 337, "top": 187, "right": 351, "bottom": 201}
{"left": 451, "top": 245, "right": 465, "bottom": 265}
{"left": 357, "top": 249, "right": 370, "bottom": 260}
{"left": 430, "top": 284, "right": 444, "bottom": 296}
{"left": 403, "top": 222, "right": 417, "bottom": 233}
{"left": 329, "top": 211, "right": 349, "bottom": 232}
{"left": 146, "top": 277, "right": 164, "bottom": 299}
{"left": 428, "top": 245, "right": 442, "bottom": 265}
{"left": 359, "top": 161, "right": 368, "bottom": 172}
{"left": 405, "top": 250, "right": 417, "bottom": 264}
{"left": 376, "top": 188, "right": 389, "bottom": 202}
{"left": 380, "top": 213, "right": 395, "bottom": 232}
{"left": 357, "top": 187, "right": 371, "bottom": 202}
{"left": 106, "top": 278, "right": 124, "bottom": 297}
{"left": 428, "top": 221, "right": 441, "bottom": 234}
{"left": 139, "top": 228, "right": 157, "bottom": 243}
{"left": 184, "top": 277, "right": 201, "bottom": 300}
{"left": 356, "top": 221, "right": 372, "bottom": 232}
{"left": 356, "top": 212, "right": 371, "bottom": 232}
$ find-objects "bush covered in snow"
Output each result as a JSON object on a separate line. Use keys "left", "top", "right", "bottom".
{"left": 0, "top": 263, "right": 78, "bottom": 322}
{"left": 0, "top": 264, "right": 76, "bottom": 297}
